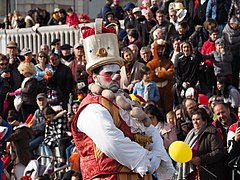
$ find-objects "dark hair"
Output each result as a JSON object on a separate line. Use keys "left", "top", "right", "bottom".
{"left": 49, "top": 53, "right": 60, "bottom": 59}
{"left": 209, "top": 28, "right": 218, "bottom": 35}
{"left": 42, "top": 106, "right": 56, "bottom": 117}
{"left": 144, "top": 104, "right": 166, "bottom": 123}
{"left": 7, "top": 110, "right": 19, "bottom": 122}
{"left": 36, "top": 51, "right": 49, "bottom": 64}
{"left": 0, "top": 53, "right": 7, "bottom": 61}
{"left": 191, "top": 108, "right": 211, "bottom": 122}
{"left": 127, "top": 29, "right": 139, "bottom": 39}
{"left": 72, "top": 171, "right": 82, "bottom": 179}
{"left": 140, "top": 66, "right": 150, "bottom": 77}
{"left": 121, "top": 47, "right": 133, "bottom": 58}
{"left": 213, "top": 102, "right": 230, "bottom": 112}
{"left": 178, "top": 21, "right": 188, "bottom": 30}
{"left": 156, "top": 9, "right": 164, "bottom": 15}
{"left": 67, "top": 8, "right": 73, "bottom": 13}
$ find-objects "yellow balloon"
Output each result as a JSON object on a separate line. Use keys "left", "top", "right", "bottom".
{"left": 169, "top": 141, "right": 192, "bottom": 163}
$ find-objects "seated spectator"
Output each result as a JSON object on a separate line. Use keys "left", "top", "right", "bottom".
{"left": 11, "top": 10, "right": 25, "bottom": 29}
{"left": 79, "top": 13, "right": 90, "bottom": 23}
{"left": 7, "top": 111, "right": 33, "bottom": 180}
{"left": 132, "top": 66, "right": 160, "bottom": 104}
{"left": 40, "top": 106, "right": 67, "bottom": 166}
{"left": 66, "top": 8, "right": 79, "bottom": 27}
{"left": 29, "top": 93, "right": 47, "bottom": 157}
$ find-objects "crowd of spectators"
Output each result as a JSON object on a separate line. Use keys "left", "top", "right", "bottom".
{"left": 1, "top": 0, "right": 240, "bottom": 179}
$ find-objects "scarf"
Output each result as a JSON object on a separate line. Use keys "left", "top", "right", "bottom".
{"left": 177, "top": 123, "right": 208, "bottom": 180}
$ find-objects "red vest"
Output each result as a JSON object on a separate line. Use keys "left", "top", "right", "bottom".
{"left": 72, "top": 93, "right": 151, "bottom": 180}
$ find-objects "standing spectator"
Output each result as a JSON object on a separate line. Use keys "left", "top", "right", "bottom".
{"left": 139, "top": 46, "right": 152, "bottom": 64}
{"left": 0, "top": 54, "right": 13, "bottom": 118}
{"left": 66, "top": 8, "right": 79, "bottom": 27}
{"left": 111, "top": 0, "right": 124, "bottom": 20}
{"left": 147, "top": 39, "right": 174, "bottom": 114}
{"left": 7, "top": 112, "right": 33, "bottom": 180}
{"left": 21, "top": 48, "right": 36, "bottom": 64}
{"left": 58, "top": 9, "right": 67, "bottom": 25}
{"left": 201, "top": 29, "right": 218, "bottom": 93}
{"left": 47, "top": 53, "right": 74, "bottom": 110}
{"left": 17, "top": 62, "right": 39, "bottom": 120}
{"left": 169, "top": 9, "right": 178, "bottom": 31}
{"left": 120, "top": 47, "right": 144, "bottom": 92}
{"left": 123, "top": 2, "right": 136, "bottom": 29}
{"left": 40, "top": 44, "right": 50, "bottom": 55}
{"left": 127, "top": 29, "right": 142, "bottom": 50}
{"left": 132, "top": 66, "right": 160, "bottom": 104}
{"left": 60, "top": 44, "right": 74, "bottom": 69}
{"left": 98, "top": 0, "right": 113, "bottom": 21}
{"left": 24, "top": 10, "right": 35, "bottom": 28}
{"left": 143, "top": 8, "right": 157, "bottom": 30}
{"left": 177, "top": 108, "right": 225, "bottom": 180}
{"left": 47, "top": 8, "right": 60, "bottom": 25}
{"left": 149, "top": 9, "right": 176, "bottom": 45}
{"left": 222, "top": 16, "right": 240, "bottom": 89}
{"left": 41, "top": 10, "right": 50, "bottom": 26}
{"left": 50, "top": 38, "right": 61, "bottom": 56}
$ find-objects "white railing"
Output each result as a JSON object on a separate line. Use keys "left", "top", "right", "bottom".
{"left": 0, "top": 23, "right": 95, "bottom": 54}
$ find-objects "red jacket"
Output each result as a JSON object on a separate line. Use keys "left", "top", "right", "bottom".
{"left": 201, "top": 39, "right": 216, "bottom": 66}
{"left": 66, "top": 12, "right": 79, "bottom": 27}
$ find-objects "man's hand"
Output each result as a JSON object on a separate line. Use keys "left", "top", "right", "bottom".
{"left": 234, "top": 127, "right": 240, "bottom": 142}
{"left": 190, "top": 156, "right": 201, "bottom": 165}
{"left": 1, "top": 72, "right": 10, "bottom": 78}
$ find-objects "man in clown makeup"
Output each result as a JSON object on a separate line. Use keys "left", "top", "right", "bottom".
{"left": 71, "top": 19, "right": 174, "bottom": 180}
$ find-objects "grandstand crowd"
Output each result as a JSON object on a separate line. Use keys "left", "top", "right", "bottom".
{"left": 1, "top": 0, "right": 240, "bottom": 179}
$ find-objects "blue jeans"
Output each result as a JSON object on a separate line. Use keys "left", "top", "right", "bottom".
{"left": 40, "top": 143, "right": 53, "bottom": 166}
{"left": 66, "top": 144, "right": 75, "bottom": 165}
{"left": 29, "top": 136, "right": 44, "bottom": 151}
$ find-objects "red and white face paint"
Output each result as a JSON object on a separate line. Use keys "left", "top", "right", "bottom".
{"left": 95, "top": 64, "right": 121, "bottom": 92}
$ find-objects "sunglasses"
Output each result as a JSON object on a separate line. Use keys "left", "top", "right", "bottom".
{"left": 39, "top": 56, "right": 46, "bottom": 58}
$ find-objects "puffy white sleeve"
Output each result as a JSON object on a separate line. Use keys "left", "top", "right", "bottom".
{"left": 77, "top": 104, "right": 150, "bottom": 175}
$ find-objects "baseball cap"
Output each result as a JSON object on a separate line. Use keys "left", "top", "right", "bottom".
{"left": 132, "top": 7, "right": 141, "bottom": 14}
{"left": 123, "top": 2, "right": 135, "bottom": 11}
{"left": 74, "top": 43, "right": 84, "bottom": 49}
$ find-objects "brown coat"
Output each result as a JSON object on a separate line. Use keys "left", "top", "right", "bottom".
{"left": 8, "top": 123, "right": 33, "bottom": 166}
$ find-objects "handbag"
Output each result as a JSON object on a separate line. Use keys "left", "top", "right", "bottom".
{"left": 14, "top": 95, "right": 23, "bottom": 112}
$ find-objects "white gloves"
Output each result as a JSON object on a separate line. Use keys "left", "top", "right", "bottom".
{"left": 147, "top": 152, "right": 161, "bottom": 174}
{"left": 133, "top": 157, "right": 150, "bottom": 177}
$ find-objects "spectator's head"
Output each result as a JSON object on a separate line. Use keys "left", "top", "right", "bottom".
{"left": 155, "top": 9, "right": 165, "bottom": 24}
{"left": 181, "top": 41, "right": 192, "bottom": 56}
{"left": 169, "top": 9, "right": 177, "bottom": 23}
{"left": 58, "top": 9, "right": 67, "bottom": 17}
{"left": 142, "top": 0, "right": 150, "bottom": 8}
{"left": 144, "top": 8, "right": 153, "bottom": 21}
{"left": 127, "top": 28, "right": 139, "bottom": 42}
{"left": 213, "top": 102, "right": 231, "bottom": 127}
{"left": 74, "top": 43, "right": 84, "bottom": 59}
{"left": 7, "top": 41, "right": 18, "bottom": 57}
{"left": 36, "top": 51, "right": 48, "bottom": 64}
{"left": 151, "top": 0, "right": 158, "bottom": 6}
{"left": 140, "top": 65, "right": 151, "bottom": 81}
{"left": 132, "top": 7, "right": 142, "bottom": 19}
{"left": 183, "top": 98, "right": 197, "bottom": 118}
{"left": 153, "top": 28, "right": 165, "bottom": 40}
{"left": 215, "top": 38, "right": 224, "bottom": 51}
{"left": 105, "top": 12, "right": 115, "bottom": 23}
{"left": 191, "top": 108, "right": 210, "bottom": 130}
{"left": 209, "top": 29, "right": 219, "bottom": 42}
{"left": 67, "top": 8, "right": 74, "bottom": 16}
{"left": 140, "top": 46, "right": 151, "bottom": 63}
{"left": 203, "top": 18, "right": 218, "bottom": 33}
{"left": 61, "top": 44, "right": 73, "bottom": 56}
{"left": 40, "top": 44, "right": 50, "bottom": 55}
{"left": 229, "top": 16, "right": 240, "bottom": 30}
{"left": 27, "top": 10, "right": 34, "bottom": 17}
{"left": 128, "top": 44, "right": 139, "bottom": 60}
{"left": 124, "top": 2, "right": 135, "bottom": 15}
{"left": 71, "top": 172, "right": 82, "bottom": 180}
{"left": 172, "top": 37, "right": 181, "bottom": 52}
{"left": 51, "top": 38, "right": 61, "bottom": 50}
{"left": 7, "top": 111, "right": 19, "bottom": 126}
{"left": 177, "top": 21, "right": 188, "bottom": 35}
{"left": 36, "top": 93, "right": 48, "bottom": 110}
{"left": 122, "top": 47, "right": 134, "bottom": 63}
{"left": 0, "top": 54, "right": 8, "bottom": 71}
{"left": 21, "top": 48, "right": 33, "bottom": 62}
{"left": 79, "top": 13, "right": 90, "bottom": 23}
{"left": 17, "top": 61, "right": 36, "bottom": 77}
{"left": 145, "top": 104, "right": 166, "bottom": 126}
{"left": 42, "top": 106, "right": 56, "bottom": 121}
{"left": 49, "top": 53, "right": 61, "bottom": 67}
{"left": 166, "top": 110, "right": 175, "bottom": 125}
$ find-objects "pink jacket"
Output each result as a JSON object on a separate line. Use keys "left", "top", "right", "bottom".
{"left": 66, "top": 12, "right": 79, "bottom": 27}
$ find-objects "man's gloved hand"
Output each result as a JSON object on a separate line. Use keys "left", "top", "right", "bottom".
{"left": 147, "top": 152, "right": 160, "bottom": 173}
{"left": 134, "top": 166, "right": 148, "bottom": 177}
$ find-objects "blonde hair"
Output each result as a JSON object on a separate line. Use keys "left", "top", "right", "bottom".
{"left": 18, "top": 62, "right": 36, "bottom": 75}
